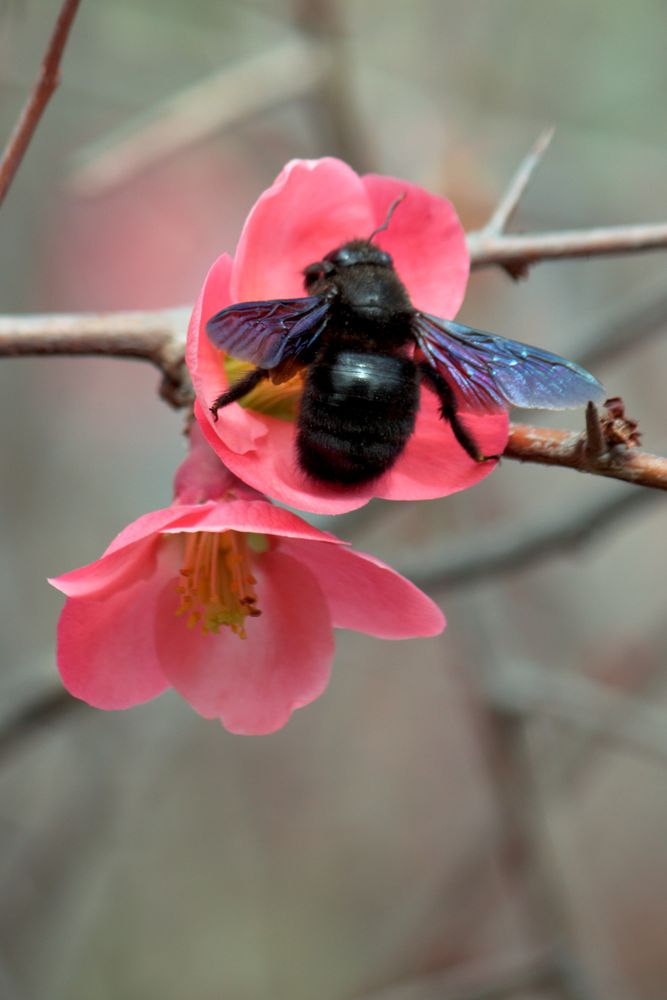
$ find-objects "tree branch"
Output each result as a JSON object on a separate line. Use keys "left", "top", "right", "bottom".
{"left": 0, "top": 308, "right": 192, "bottom": 407}
{"left": 504, "top": 417, "right": 667, "bottom": 491}
{"left": 0, "top": 0, "right": 81, "bottom": 206}
{"left": 467, "top": 129, "right": 667, "bottom": 275}
{"left": 468, "top": 222, "right": 667, "bottom": 275}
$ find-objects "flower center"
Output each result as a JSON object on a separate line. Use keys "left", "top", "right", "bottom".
{"left": 224, "top": 357, "right": 303, "bottom": 421}
{"left": 175, "top": 530, "right": 262, "bottom": 639}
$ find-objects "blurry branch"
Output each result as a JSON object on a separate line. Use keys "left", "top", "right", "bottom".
{"left": 487, "top": 660, "right": 667, "bottom": 767}
{"left": 69, "top": 74, "right": 667, "bottom": 263}
{"left": 0, "top": 687, "right": 83, "bottom": 765}
{"left": 574, "top": 280, "right": 667, "bottom": 370}
{"left": 354, "top": 947, "right": 558, "bottom": 1000}
{"left": 407, "top": 488, "right": 655, "bottom": 592}
{"left": 68, "top": 38, "right": 331, "bottom": 197}
{"left": 546, "top": 633, "right": 667, "bottom": 792}
{"left": 0, "top": 0, "right": 81, "bottom": 207}
{"left": 460, "top": 605, "right": 599, "bottom": 1000}
{"left": 0, "top": 308, "right": 193, "bottom": 407}
{"left": 468, "top": 128, "right": 667, "bottom": 276}
{"left": 70, "top": 0, "right": 375, "bottom": 198}
{"left": 353, "top": 823, "right": 514, "bottom": 1000}
{"left": 293, "top": 0, "right": 375, "bottom": 173}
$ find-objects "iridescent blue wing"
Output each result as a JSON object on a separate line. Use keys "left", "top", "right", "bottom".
{"left": 206, "top": 295, "right": 331, "bottom": 370}
{"left": 414, "top": 313, "right": 605, "bottom": 413}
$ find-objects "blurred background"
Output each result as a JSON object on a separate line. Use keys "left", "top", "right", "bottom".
{"left": 1, "top": 1, "right": 666, "bottom": 998}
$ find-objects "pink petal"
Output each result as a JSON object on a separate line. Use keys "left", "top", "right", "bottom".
{"left": 185, "top": 251, "right": 232, "bottom": 389}
{"left": 232, "top": 158, "right": 375, "bottom": 301}
{"left": 376, "top": 388, "right": 509, "bottom": 501}
{"left": 195, "top": 401, "right": 379, "bottom": 514}
{"left": 188, "top": 252, "right": 272, "bottom": 455}
{"left": 161, "top": 497, "right": 343, "bottom": 544}
{"left": 104, "top": 505, "right": 201, "bottom": 556}
{"left": 362, "top": 173, "right": 470, "bottom": 317}
{"left": 285, "top": 539, "right": 445, "bottom": 638}
{"left": 51, "top": 498, "right": 300, "bottom": 600}
{"left": 195, "top": 394, "right": 508, "bottom": 512}
{"left": 50, "top": 536, "right": 159, "bottom": 599}
{"left": 56, "top": 541, "right": 172, "bottom": 708}
{"left": 49, "top": 503, "right": 234, "bottom": 599}
{"left": 155, "top": 550, "right": 334, "bottom": 735}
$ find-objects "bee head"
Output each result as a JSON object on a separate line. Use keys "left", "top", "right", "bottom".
{"left": 303, "top": 193, "right": 405, "bottom": 289}
{"left": 327, "top": 241, "right": 393, "bottom": 269}
{"left": 303, "top": 241, "right": 393, "bottom": 290}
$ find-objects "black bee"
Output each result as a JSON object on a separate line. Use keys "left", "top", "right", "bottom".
{"left": 206, "top": 201, "right": 604, "bottom": 485}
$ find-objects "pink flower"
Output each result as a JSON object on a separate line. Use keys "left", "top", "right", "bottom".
{"left": 188, "top": 157, "right": 508, "bottom": 515}
{"left": 50, "top": 427, "right": 444, "bottom": 735}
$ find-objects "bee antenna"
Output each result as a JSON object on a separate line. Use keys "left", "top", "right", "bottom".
{"left": 368, "top": 192, "right": 406, "bottom": 242}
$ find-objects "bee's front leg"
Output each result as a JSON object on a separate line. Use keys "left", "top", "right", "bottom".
{"left": 210, "top": 368, "right": 268, "bottom": 422}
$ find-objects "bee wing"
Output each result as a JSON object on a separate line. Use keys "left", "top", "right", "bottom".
{"left": 414, "top": 312, "right": 605, "bottom": 414}
{"left": 206, "top": 295, "right": 331, "bottom": 370}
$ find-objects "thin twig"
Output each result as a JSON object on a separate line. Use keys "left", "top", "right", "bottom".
{"left": 483, "top": 126, "right": 555, "bottom": 236}
{"left": 468, "top": 132, "right": 667, "bottom": 274}
{"left": 0, "top": 0, "right": 81, "bottom": 206}
{"left": 505, "top": 421, "right": 667, "bottom": 490}
{"left": 468, "top": 221, "right": 667, "bottom": 275}
{"left": 407, "top": 489, "right": 654, "bottom": 592}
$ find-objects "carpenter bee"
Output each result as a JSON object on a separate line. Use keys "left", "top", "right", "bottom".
{"left": 206, "top": 200, "right": 604, "bottom": 485}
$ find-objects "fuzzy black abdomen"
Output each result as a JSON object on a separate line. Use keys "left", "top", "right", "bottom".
{"left": 296, "top": 351, "right": 419, "bottom": 484}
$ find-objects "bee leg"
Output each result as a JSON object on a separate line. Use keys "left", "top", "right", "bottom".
{"left": 210, "top": 368, "right": 268, "bottom": 422}
{"left": 418, "top": 363, "right": 500, "bottom": 462}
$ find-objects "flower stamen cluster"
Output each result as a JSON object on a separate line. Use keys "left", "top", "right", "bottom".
{"left": 175, "top": 529, "right": 261, "bottom": 638}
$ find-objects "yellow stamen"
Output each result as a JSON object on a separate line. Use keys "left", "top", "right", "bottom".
{"left": 224, "top": 357, "right": 303, "bottom": 421}
{"left": 175, "top": 530, "right": 262, "bottom": 638}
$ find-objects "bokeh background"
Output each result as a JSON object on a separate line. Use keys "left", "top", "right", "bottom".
{"left": 1, "top": 2, "right": 666, "bottom": 998}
